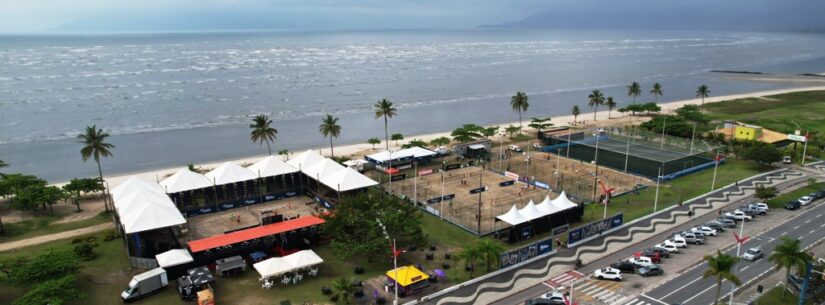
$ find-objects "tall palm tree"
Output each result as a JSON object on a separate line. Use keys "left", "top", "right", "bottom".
{"left": 571, "top": 106, "right": 581, "bottom": 124}
{"left": 330, "top": 277, "right": 355, "bottom": 305}
{"left": 606, "top": 96, "right": 617, "bottom": 119}
{"left": 374, "top": 98, "right": 397, "bottom": 151}
{"left": 78, "top": 125, "right": 115, "bottom": 212}
{"left": 319, "top": 114, "right": 342, "bottom": 157}
{"left": 510, "top": 91, "right": 529, "bottom": 134}
{"left": 650, "top": 83, "right": 663, "bottom": 103}
{"left": 696, "top": 84, "right": 711, "bottom": 112}
{"left": 476, "top": 240, "right": 505, "bottom": 271}
{"left": 703, "top": 249, "right": 741, "bottom": 305}
{"left": 588, "top": 89, "right": 605, "bottom": 121}
{"left": 249, "top": 114, "right": 278, "bottom": 155}
{"left": 769, "top": 236, "right": 808, "bottom": 300}
{"left": 627, "top": 81, "right": 641, "bottom": 104}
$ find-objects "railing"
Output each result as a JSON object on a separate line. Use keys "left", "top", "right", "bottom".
{"left": 129, "top": 256, "right": 159, "bottom": 269}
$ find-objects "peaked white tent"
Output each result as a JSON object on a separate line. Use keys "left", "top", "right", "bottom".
{"left": 111, "top": 177, "right": 165, "bottom": 202}
{"left": 205, "top": 162, "right": 258, "bottom": 185}
{"left": 248, "top": 156, "right": 299, "bottom": 177}
{"left": 535, "top": 195, "right": 555, "bottom": 215}
{"left": 520, "top": 200, "right": 545, "bottom": 221}
{"left": 551, "top": 191, "right": 579, "bottom": 210}
{"left": 287, "top": 150, "right": 325, "bottom": 170}
{"left": 119, "top": 194, "right": 186, "bottom": 234}
{"left": 365, "top": 147, "right": 438, "bottom": 164}
{"left": 155, "top": 249, "right": 194, "bottom": 268}
{"left": 303, "top": 158, "right": 345, "bottom": 180}
{"left": 320, "top": 167, "right": 379, "bottom": 192}
{"left": 160, "top": 169, "right": 213, "bottom": 193}
{"left": 253, "top": 250, "right": 324, "bottom": 279}
{"left": 496, "top": 204, "right": 529, "bottom": 226}
{"left": 115, "top": 189, "right": 174, "bottom": 212}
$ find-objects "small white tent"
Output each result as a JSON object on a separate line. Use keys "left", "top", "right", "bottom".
{"left": 287, "top": 150, "right": 325, "bottom": 171}
{"left": 253, "top": 250, "right": 324, "bottom": 279}
{"left": 248, "top": 156, "right": 298, "bottom": 177}
{"left": 320, "top": 167, "right": 379, "bottom": 192}
{"left": 155, "top": 249, "right": 194, "bottom": 268}
{"left": 519, "top": 199, "right": 545, "bottom": 221}
{"left": 551, "top": 191, "right": 579, "bottom": 210}
{"left": 205, "top": 162, "right": 258, "bottom": 185}
{"left": 160, "top": 169, "right": 213, "bottom": 193}
{"left": 111, "top": 177, "right": 165, "bottom": 201}
{"left": 496, "top": 204, "right": 529, "bottom": 226}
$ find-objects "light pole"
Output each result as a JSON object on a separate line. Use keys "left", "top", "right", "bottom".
{"left": 801, "top": 130, "right": 809, "bottom": 166}
{"left": 729, "top": 218, "right": 746, "bottom": 305}
{"left": 624, "top": 124, "right": 635, "bottom": 173}
{"left": 711, "top": 151, "right": 720, "bottom": 191}
{"left": 660, "top": 115, "right": 668, "bottom": 150}
{"left": 653, "top": 166, "right": 661, "bottom": 213}
{"left": 377, "top": 219, "right": 399, "bottom": 305}
{"left": 592, "top": 130, "right": 601, "bottom": 203}
{"left": 689, "top": 122, "right": 697, "bottom": 154}
{"left": 499, "top": 132, "right": 504, "bottom": 171}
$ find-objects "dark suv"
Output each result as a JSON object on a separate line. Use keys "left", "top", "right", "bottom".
{"left": 785, "top": 200, "right": 801, "bottom": 210}
{"left": 645, "top": 247, "right": 671, "bottom": 258}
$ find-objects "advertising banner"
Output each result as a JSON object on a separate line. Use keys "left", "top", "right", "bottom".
{"left": 500, "top": 237, "right": 554, "bottom": 268}
{"left": 534, "top": 181, "right": 550, "bottom": 190}
{"left": 504, "top": 171, "right": 520, "bottom": 180}
{"left": 567, "top": 213, "right": 624, "bottom": 245}
{"left": 418, "top": 169, "right": 433, "bottom": 176}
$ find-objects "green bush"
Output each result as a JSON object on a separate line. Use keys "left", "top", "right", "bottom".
{"left": 73, "top": 243, "right": 96, "bottom": 261}
{"left": 102, "top": 230, "right": 117, "bottom": 241}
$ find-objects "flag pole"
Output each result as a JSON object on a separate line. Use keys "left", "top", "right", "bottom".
{"left": 654, "top": 166, "right": 661, "bottom": 213}
{"left": 801, "top": 130, "right": 809, "bottom": 166}
{"left": 711, "top": 152, "right": 720, "bottom": 191}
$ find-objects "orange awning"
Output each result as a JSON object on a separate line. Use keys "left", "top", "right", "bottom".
{"left": 188, "top": 216, "right": 325, "bottom": 253}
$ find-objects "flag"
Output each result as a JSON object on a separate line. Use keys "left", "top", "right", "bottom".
{"left": 389, "top": 240, "right": 405, "bottom": 257}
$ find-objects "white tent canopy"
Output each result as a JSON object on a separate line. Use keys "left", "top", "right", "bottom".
{"left": 520, "top": 200, "right": 544, "bottom": 221}
{"left": 253, "top": 250, "right": 324, "bottom": 279}
{"left": 287, "top": 150, "right": 325, "bottom": 170}
{"left": 115, "top": 189, "right": 174, "bottom": 213}
{"left": 496, "top": 204, "right": 529, "bottom": 226}
{"left": 119, "top": 193, "right": 186, "bottom": 234}
{"left": 303, "top": 158, "right": 345, "bottom": 180}
{"left": 320, "top": 167, "right": 379, "bottom": 192}
{"left": 551, "top": 191, "right": 579, "bottom": 210}
{"left": 205, "top": 162, "right": 258, "bottom": 185}
{"left": 111, "top": 177, "right": 165, "bottom": 202}
{"left": 155, "top": 249, "right": 194, "bottom": 268}
{"left": 248, "top": 156, "right": 299, "bottom": 177}
{"left": 160, "top": 169, "right": 213, "bottom": 193}
{"left": 365, "top": 147, "right": 438, "bottom": 163}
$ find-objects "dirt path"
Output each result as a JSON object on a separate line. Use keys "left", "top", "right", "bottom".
{"left": 0, "top": 222, "right": 114, "bottom": 253}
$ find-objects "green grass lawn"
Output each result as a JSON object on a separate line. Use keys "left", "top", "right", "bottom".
{"left": 0, "top": 212, "right": 110, "bottom": 243}
{"left": 704, "top": 90, "right": 825, "bottom": 134}
{"left": 579, "top": 158, "right": 765, "bottom": 224}
{"left": 755, "top": 286, "right": 815, "bottom": 305}
{"left": 767, "top": 182, "right": 825, "bottom": 209}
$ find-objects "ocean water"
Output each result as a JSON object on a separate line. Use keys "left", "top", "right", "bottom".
{"left": 1, "top": 29, "right": 824, "bottom": 182}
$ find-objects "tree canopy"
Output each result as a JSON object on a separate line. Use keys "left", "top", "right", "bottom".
{"left": 738, "top": 142, "right": 782, "bottom": 166}
{"left": 320, "top": 190, "right": 426, "bottom": 259}
{"left": 451, "top": 124, "right": 484, "bottom": 143}
{"left": 401, "top": 139, "right": 427, "bottom": 149}
{"left": 528, "top": 117, "right": 552, "bottom": 133}
{"left": 13, "top": 275, "right": 84, "bottom": 305}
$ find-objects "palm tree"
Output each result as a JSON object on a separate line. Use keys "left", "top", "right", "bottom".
{"left": 374, "top": 98, "right": 397, "bottom": 151}
{"left": 476, "top": 240, "right": 505, "bottom": 271}
{"left": 588, "top": 90, "right": 605, "bottom": 121}
{"left": 627, "top": 81, "right": 641, "bottom": 104}
{"left": 769, "top": 236, "right": 808, "bottom": 300}
{"left": 650, "top": 83, "right": 663, "bottom": 103}
{"left": 571, "top": 106, "right": 581, "bottom": 124}
{"left": 606, "top": 97, "right": 617, "bottom": 119}
{"left": 330, "top": 277, "right": 355, "bottom": 305}
{"left": 249, "top": 114, "right": 278, "bottom": 155}
{"left": 367, "top": 138, "right": 381, "bottom": 149}
{"left": 319, "top": 114, "right": 342, "bottom": 157}
{"left": 458, "top": 245, "right": 483, "bottom": 278}
{"left": 510, "top": 91, "right": 529, "bottom": 134}
{"left": 696, "top": 84, "right": 711, "bottom": 112}
{"left": 703, "top": 249, "right": 741, "bottom": 305}
{"left": 78, "top": 125, "right": 115, "bottom": 212}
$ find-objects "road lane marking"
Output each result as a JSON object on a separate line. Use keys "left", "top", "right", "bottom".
{"left": 794, "top": 225, "right": 801, "bottom": 230}
{"left": 806, "top": 219, "right": 812, "bottom": 224}
{"left": 740, "top": 265, "right": 750, "bottom": 272}
{"left": 821, "top": 223, "right": 825, "bottom": 228}
{"left": 681, "top": 282, "right": 718, "bottom": 304}
{"left": 817, "top": 213, "right": 822, "bottom": 218}
{"left": 810, "top": 229, "right": 816, "bottom": 235}
{"left": 660, "top": 276, "right": 704, "bottom": 299}
{"left": 641, "top": 294, "right": 669, "bottom": 305}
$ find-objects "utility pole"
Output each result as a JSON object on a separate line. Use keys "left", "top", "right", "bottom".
{"left": 801, "top": 130, "right": 809, "bottom": 166}
{"left": 477, "top": 164, "right": 484, "bottom": 234}
{"left": 729, "top": 219, "right": 746, "bottom": 305}
{"left": 711, "top": 152, "right": 720, "bottom": 191}
{"left": 654, "top": 166, "right": 661, "bottom": 213}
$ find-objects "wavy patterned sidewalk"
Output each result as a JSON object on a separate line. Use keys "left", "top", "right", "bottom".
{"left": 423, "top": 169, "right": 805, "bottom": 305}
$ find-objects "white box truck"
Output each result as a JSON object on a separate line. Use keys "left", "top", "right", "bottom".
{"left": 121, "top": 267, "right": 168, "bottom": 303}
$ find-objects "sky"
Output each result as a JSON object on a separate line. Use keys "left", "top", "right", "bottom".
{"left": 1, "top": 0, "right": 823, "bottom": 33}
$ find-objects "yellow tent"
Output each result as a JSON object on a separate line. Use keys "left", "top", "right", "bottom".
{"left": 386, "top": 265, "right": 429, "bottom": 287}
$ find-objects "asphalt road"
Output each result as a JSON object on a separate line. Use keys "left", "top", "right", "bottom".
{"left": 646, "top": 197, "right": 825, "bottom": 305}
{"left": 489, "top": 172, "right": 811, "bottom": 305}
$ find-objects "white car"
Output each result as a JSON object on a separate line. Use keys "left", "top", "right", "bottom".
{"left": 783, "top": 156, "right": 792, "bottom": 164}
{"left": 669, "top": 237, "right": 688, "bottom": 248}
{"left": 509, "top": 145, "right": 523, "bottom": 152}
{"left": 799, "top": 196, "right": 814, "bottom": 206}
{"left": 629, "top": 256, "right": 655, "bottom": 267}
{"left": 543, "top": 291, "right": 565, "bottom": 304}
{"left": 532, "top": 142, "right": 543, "bottom": 149}
{"left": 751, "top": 202, "right": 769, "bottom": 212}
{"left": 657, "top": 241, "right": 679, "bottom": 253}
{"left": 594, "top": 267, "right": 623, "bottom": 281}
{"left": 742, "top": 247, "right": 763, "bottom": 261}
{"left": 693, "top": 226, "right": 718, "bottom": 236}
{"left": 725, "top": 210, "right": 753, "bottom": 221}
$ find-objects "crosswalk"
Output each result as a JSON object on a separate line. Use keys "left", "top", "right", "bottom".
{"left": 573, "top": 280, "right": 628, "bottom": 304}
{"left": 614, "top": 294, "right": 664, "bottom": 305}
{"left": 544, "top": 270, "right": 585, "bottom": 288}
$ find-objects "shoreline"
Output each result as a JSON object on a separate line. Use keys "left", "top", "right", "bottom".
{"left": 93, "top": 85, "right": 825, "bottom": 189}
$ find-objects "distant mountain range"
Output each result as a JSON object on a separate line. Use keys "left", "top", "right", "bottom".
{"left": 483, "top": 0, "right": 825, "bottom": 32}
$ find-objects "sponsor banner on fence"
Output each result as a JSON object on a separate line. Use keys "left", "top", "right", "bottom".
{"left": 552, "top": 224, "right": 569, "bottom": 236}
{"left": 445, "top": 164, "right": 461, "bottom": 171}
{"left": 391, "top": 174, "right": 407, "bottom": 181}
{"left": 504, "top": 171, "right": 519, "bottom": 180}
{"left": 426, "top": 194, "right": 455, "bottom": 204}
{"left": 499, "top": 180, "right": 515, "bottom": 187}
{"left": 443, "top": 194, "right": 455, "bottom": 201}
{"left": 500, "top": 237, "right": 553, "bottom": 268}
{"left": 567, "top": 213, "right": 623, "bottom": 245}
{"left": 425, "top": 206, "right": 440, "bottom": 216}
{"left": 534, "top": 181, "right": 550, "bottom": 190}
{"left": 418, "top": 169, "right": 433, "bottom": 176}
{"left": 469, "top": 186, "right": 488, "bottom": 194}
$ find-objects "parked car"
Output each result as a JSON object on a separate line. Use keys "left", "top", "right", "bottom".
{"left": 532, "top": 142, "right": 543, "bottom": 150}
{"left": 716, "top": 218, "right": 736, "bottom": 228}
{"left": 799, "top": 196, "right": 814, "bottom": 206}
{"left": 539, "top": 292, "right": 566, "bottom": 305}
{"left": 610, "top": 261, "right": 637, "bottom": 273}
{"left": 693, "top": 226, "right": 718, "bottom": 236}
{"left": 653, "top": 243, "right": 678, "bottom": 254}
{"left": 680, "top": 232, "right": 705, "bottom": 245}
{"left": 637, "top": 250, "right": 662, "bottom": 263}
{"left": 742, "top": 247, "right": 763, "bottom": 261}
{"left": 724, "top": 210, "right": 753, "bottom": 221}
{"left": 704, "top": 221, "right": 727, "bottom": 231}
{"left": 785, "top": 200, "right": 801, "bottom": 210}
{"left": 748, "top": 203, "right": 769, "bottom": 213}
{"left": 629, "top": 256, "right": 655, "bottom": 268}
{"left": 594, "top": 267, "right": 623, "bottom": 281}
{"left": 637, "top": 265, "right": 665, "bottom": 277}
{"left": 509, "top": 145, "right": 523, "bottom": 152}
{"left": 645, "top": 247, "right": 671, "bottom": 258}
{"left": 738, "top": 206, "right": 764, "bottom": 216}
{"left": 815, "top": 190, "right": 825, "bottom": 200}
{"left": 783, "top": 156, "right": 792, "bottom": 164}
{"left": 526, "top": 298, "right": 564, "bottom": 305}
{"left": 670, "top": 235, "right": 688, "bottom": 248}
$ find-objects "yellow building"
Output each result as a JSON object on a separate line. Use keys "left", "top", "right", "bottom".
{"left": 716, "top": 121, "right": 787, "bottom": 145}
{"left": 734, "top": 124, "right": 762, "bottom": 141}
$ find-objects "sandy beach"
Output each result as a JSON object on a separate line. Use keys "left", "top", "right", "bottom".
{"left": 92, "top": 85, "right": 825, "bottom": 189}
